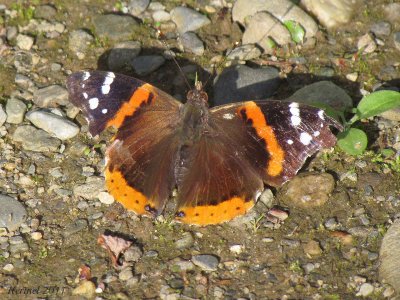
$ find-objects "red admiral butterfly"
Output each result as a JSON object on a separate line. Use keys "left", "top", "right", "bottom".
{"left": 67, "top": 70, "right": 342, "bottom": 225}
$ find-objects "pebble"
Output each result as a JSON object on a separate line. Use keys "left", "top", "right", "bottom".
{"left": 34, "top": 4, "right": 57, "bottom": 20}
{"left": 170, "top": 6, "right": 210, "bottom": 34}
{"left": 301, "top": 0, "right": 356, "bottom": 28}
{"left": 324, "top": 217, "right": 338, "bottom": 230}
{"left": 72, "top": 280, "right": 96, "bottom": 299}
{"left": 15, "top": 74, "right": 34, "bottom": 89}
{"left": 330, "top": 231, "right": 353, "bottom": 245}
{"left": 6, "top": 98, "right": 26, "bottom": 124}
{"left": 73, "top": 177, "right": 105, "bottom": 200}
{"left": 3, "top": 263, "right": 14, "bottom": 272}
{"left": 356, "top": 283, "right": 374, "bottom": 297}
{"left": 179, "top": 32, "right": 204, "bottom": 56}
{"left": 124, "top": 246, "right": 143, "bottom": 262}
{"left": 232, "top": 0, "right": 317, "bottom": 38}
{"left": 283, "top": 173, "right": 335, "bottom": 208}
{"left": 119, "top": 266, "right": 134, "bottom": 281}
{"left": 7, "top": 26, "right": 18, "bottom": 41}
{"left": 63, "top": 219, "right": 88, "bottom": 237}
{"left": 98, "top": 191, "right": 115, "bottom": 205}
{"left": 281, "top": 239, "right": 300, "bottom": 248}
{"left": 33, "top": 85, "right": 69, "bottom": 107}
{"left": 384, "top": 3, "right": 400, "bottom": 23}
{"left": 346, "top": 72, "right": 358, "bottom": 82}
{"left": 128, "top": 0, "right": 150, "bottom": 17}
{"left": 242, "top": 12, "right": 291, "bottom": 51}
{"left": 145, "top": 250, "right": 159, "bottom": 257}
{"left": 370, "top": 21, "right": 391, "bottom": 36}
{"left": 259, "top": 189, "right": 274, "bottom": 208}
{"left": 152, "top": 10, "right": 170, "bottom": 22}
{"left": 229, "top": 244, "right": 245, "bottom": 254}
{"left": 107, "top": 41, "right": 141, "bottom": 71}
{"left": 68, "top": 30, "right": 94, "bottom": 60}
{"left": 394, "top": 32, "right": 400, "bottom": 51}
{"left": 31, "top": 231, "right": 43, "bottom": 240}
{"left": 0, "top": 105, "right": 7, "bottom": 127}
{"left": 314, "top": 67, "right": 335, "bottom": 77}
{"left": 16, "top": 34, "right": 34, "bottom": 50}
{"left": 226, "top": 44, "right": 261, "bottom": 61}
{"left": 174, "top": 232, "right": 194, "bottom": 249}
{"left": 12, "top": 125, "right": 61, "bottom": 152}
{"left": 92, "top": 14, "right": 138, "bottom": 42}
{"left": 26, "top": 110, "right": 79, "bottom": 140}
{"left": 357, "top": 33, "right": 377, "bottom": 54}
{"left": 10, "top": 242, "right": 29, "bottom": 253}
{"left": 287, "top": 81, "right": 353, "bottom": 110}
{"left": 14, "top": 51, "right": 39, "bottom": 72}
{"left": 192, "top": 254, "right": 219, "bottom": 271}
{"left": 303, "top": 240, "right": 322, "bottom": 256}
{"left": 131, "top": 55, "right": 165, "bottom": 76}
{"left": 170, "top": 259, "right": 195, "bottom": 272}
{"left": 0, "top": 194, "right": 27, "bottom": 231}
{"left": 213, "top": 65, "right": 280, "bottom": 106}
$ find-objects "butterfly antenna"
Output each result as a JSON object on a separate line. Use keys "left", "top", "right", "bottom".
{"left": 156, "top": 29, "right": 192, "bottom": 90}
{"left": 202, "top": 51, "right": 229, "bottom": 90}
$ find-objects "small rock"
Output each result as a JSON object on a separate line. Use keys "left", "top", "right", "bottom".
{"left": 14, "top": 51, "right": 39, "bottom": 72}
{"left": 6, "top": 26, "right": 18, "bottom": 41}
{"left": 119, "top": 266, "right": 134, "bottom": 281}
{"left": 145, "top": 250, "right": 159, "bottom": 257}
{"left": 346, "top": 72, "right": 358, "bottom": 82}
{"left": 192, "top": 254, "right": 219, "bottom": 271}
{"left": 174, "top": 232, "right": 194, "bottom": 249}
{"left": 6, "top": 98, "right": 26, "bottom": 124}
{"left": 128, "top": 0, "right": 150, "bottom": 16}
{"left": 370, "top": 21, "right": 391, "bottom": 36}
{"left": 179, "top": 32, "right": 204, "bottom": 56}
{"left": 124, "top": 246, "right": 143, "bottom": 262}
{"left": 92, "top": 14, "right": 138, "bottom": 42}
{"left": 259, "top": 189, "right": 274, "bottom": 208}
{"left": 69, "top": 30, "right": 94, "bottom": 60}
{"left": 330, "top": 230, "right": 353, "bottom": 245}
{"left": 34, "top": 4, "right": 57, "bottom": 20}
{"left": 324, "top": 217, "right": 338, "bottom": 230}
{"left": 15, "top": 74, "right": 34, "bottom": 89}
{"left": 394, "top": 32, "right": 400, "bottom": 51}
{"left": 132, "top": 55, "right": 165, "bottom": 76}
{"left": 63, "top": 219, "right": 88, "bottom": 237}
{"left": 283, "top": 173, "right": 335, "bottom": 208}
{"left": 356, "top": 283, "right": 374, "bottom": 297}
{"left": 384, "top": 3, "right": 400, "bottom": 23}
{"left": 72, "top": 280, "right": 96, "bottom": 299}
{"left": 26, "top": 110, "right": 79, "bottom": 140}
{"left": 12, "top": 125, "right": 61, "bottom": 152}
{"left": 229, "top": 244, "right": 245, "bottom": 254}
{"left": 9, "top": 242, "right": 29, "bottom": 253}
{"left": 33, "top": 85, "right": 69, "bottom": 107}
{"left": 126, "top": 276, "right": 139, "bottom": 286}
{"left": 0, "top": 105, "right": 7, "bottom": 127}
{"left": 281, "top": 239, "right": 300, "bottom": 248}
{"left": 0, "top": 195, "right": 27, "bottom": 232}
{"left": 152, "top": 10, "right": 170, "bottom": 22}
{"left": 303, "top": 240, "right": 322, "bottom": 256}
{"left": 98, "top": 191, "right": 115, "bottom": 205}
{"left": 31, "top": 231, "right": 43, "bottom": 240}
{"left": 107, "top": 41, "right": 141, "bottom": 71}
{"left": 16, "top": 34, "right": 34, "bottom": 50}
{"left": 266, "top": 207, "right": 289, "bottom": 222}
{"left": 170, "top": 259, "right": 195, "bottom": 272}
{"left": 227, "top": 44, "right": 261, "bottom": 61}
{"left": 357, "top": 33, "right": 377, "bottom": 54}
{"left": 73, "top": 177, "right": 105, "bottom": 200}
{"left": 3, "top": 263, "right": 14, "bottom": 272}
{"left": 170, "top": 6, "right": 210, "bottom": 34}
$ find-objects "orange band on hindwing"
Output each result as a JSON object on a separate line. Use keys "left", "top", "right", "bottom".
{"left": 106, "top": 83, "right": 154, "bottom": 129}
{"left": 238, "top": 101, "right": 284, "bottom": 177}
{"left": 176, "top": 197, "right": 255, "bottom": 225}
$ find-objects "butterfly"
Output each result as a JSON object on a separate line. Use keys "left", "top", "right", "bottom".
{"left": 67, "top": 70, "right": 342, "bottom": 225}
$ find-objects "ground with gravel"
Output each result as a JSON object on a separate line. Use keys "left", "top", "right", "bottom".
{"left": 0, "top": 0, "right": 400, "bottom": 299}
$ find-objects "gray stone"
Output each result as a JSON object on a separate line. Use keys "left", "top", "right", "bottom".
{"left": 9, "top": 242, "right": 29, "bottom": 253}
{"left": 179, "top": 32, "right": 204, "bottom": 56}
{"left": 124, "top": 246, "right": 143, "bottom": 262}
{"left": 14, "top": 51, "right": 38, "bottom": 72}
{"left": 170, "top": 6, "right": 210, "bottom": 34}
{"left": 34, "top": 5, "right": 57, "bottom": 20}
{"left": 170, "top": 259, "right": 195, "bottom": 272}
{"left": 233, "top": 0, "right": 317, "bottom": 38}
{"left": 380, "top": 107, "right": 400, "bottom": 122}
{"left": 15, "top": 74, "right": 34, "bottom": 89}
{"left": 73, "top": 176, "right": 105, "bottom": 200}
{"left": 6, "top": 26, "right": 17, "bottom": 41}
{"left": 33, "top": 85, "right": 69, "bottom": 107}
{"left": 107, "top": 41, "right": 141, "bottom": 71}
{"left": 226, "top": 44, "right": 261, "bottom": 61}
{"left": 6, "top": 98, "right": 26, "bottom": 124}
{"left": 213, "top": 65, "right": 280, "bottom": 106}
{"left": 12, "top": 125, "right": 61, "bottom": 152}
{"left": 370, "top": 21, "right": 391, "bottom": 36}
{"left": 242, "top": 12, "right": 291, "bottom": 51}
{"left": 384, "top": 3, "right": 400, "bottom": 23}
{"left": 63, "top": 219, "right": 88, "bottom": 237}
{"left": 16, "top": 34, "right": 34, "bottom": 51}
{"left": 287, "top": 81, "right": 353, "bottom": 110}
{"left": 394, "top": 32, "right": 400, "bottom": 51}
{"left": 119, "top": 266, "right": 134, "bottom": 281}
{"left": 68, "top": 29, "right": 94, "bottom": 60}
{"left": 174, "top": 232, "right": 194, "bottom": 249}
{"left": 357, "top": 283, "right": 374, "bottom": 297}
{"left": 0, "top": 105, "right": 7, "bottom": 127}
{"left": 192, "top": 254, "right": 219, "bottom": 271}
{"left": 0, "top": 195, "right": 27, "bottom": 232}
{"left": 152, "top": 10, "right": 171, "bottom": 22}
{"left": 92, "top": 14, "right": 139, "bottom": 42}
{"left": 26, "top": 110, "right": 79, "bottom": 140}
{"left": 314, "top": 67, "right": 335, "bottom": 77}
{"left": 357, "top": 33, "right": 377, "bottom": 54}
{"left": 132, "top": 55, "right": 165, "bottom": 76}
{"left": 128, "top": 0, "right": 150, "bottom": 17}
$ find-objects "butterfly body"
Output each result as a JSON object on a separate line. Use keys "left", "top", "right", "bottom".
{"left": 67, "top": 70, "right": 342, "bottom": 225}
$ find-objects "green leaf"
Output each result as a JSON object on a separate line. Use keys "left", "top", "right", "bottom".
{"left": 356, "top": 90, "right": 400, "bottom": 119}
{"left": 264, "top": 37, "right": 277, "bottom": 49}
{"left": 337, "top": 128, "right": 368, "bottom": 155}
{"left": 283, "top": 20, "right": 305, "bottom": 43}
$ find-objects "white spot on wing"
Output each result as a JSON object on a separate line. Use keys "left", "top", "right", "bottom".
{"left": 300, "top": 132, "right": 313, "bottom": 145}
{"left": 89, "top": 97, "right": 99, "bottom": 109}
{"left": 101, "top": 85, "right": 110, "bottom": 94}
{"left": 223, "top": 113, "right": 235, "bottom": 120}
{"left": 313, "top": 131, "right": 320, "bottom": 137}
{"left": 83, "top": 72, "right": 90, "bottom": 81}
{"left": 83, "top": 92, "right": 88, "bottom": 99}
{"left": 318, "top": 110, "right": 325, "bottom": 120}
{"left": 102, "top": 109, "right": 108, "bottom": 114}
{"left": 101, "top": 73, "right": 115, "bottom": 95}
{"left": 291, "top": 115, "right": 301, "bottom": 126}
{"left": 287, "top": 139, "right": 293, "bottom": 145}
{"left": 289, "top": 102, "right": 301, "bottom": 126}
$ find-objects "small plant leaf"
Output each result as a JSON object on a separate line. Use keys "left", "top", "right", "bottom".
{"left": 264, "top": 37, "right": 277, "bottom": 49}
{"left": 283, "top": 20, "right": 305, "bottom": 43}
{"left": 356, "top": 90, "right": 400, "bottom": 119}
{"left": 337, "top": 128, "right": 368, "bottom": 155}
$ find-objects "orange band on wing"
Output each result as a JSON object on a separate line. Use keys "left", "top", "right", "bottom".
{"left": 238, "top": 101, "right": 284, "bottom": 177}
{"left": 176, "top": 197, "right": 254, "bottom": 226}
{"left": 106, "top": 83, "right": 154, "bottom": 129}
{"left": 105, "top": 167, "right": 154, "bottom": 215}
